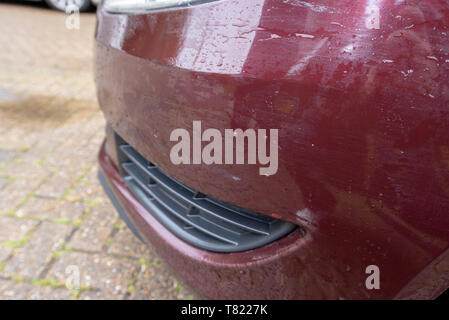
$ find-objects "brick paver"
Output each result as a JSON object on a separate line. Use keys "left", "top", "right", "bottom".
{"left": 0, "top": 2, "right": 194, "bottom": 299}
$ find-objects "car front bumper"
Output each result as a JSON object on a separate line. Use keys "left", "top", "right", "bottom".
{"left": 95, "top": 0, "right": 449, "bottom": 299}
{"left": 98, "top": 140, "right": 328, "bottom": 299}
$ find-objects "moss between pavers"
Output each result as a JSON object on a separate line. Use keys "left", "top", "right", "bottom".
{"left": 50, "top": 218, "right": 72, "bottom": 225}
{"left": 0, "top": 175, "right": 15, "bottom": 185}
{"left": 51, "top": 240, "right": 77, "bottom": 259}
{"left": 83, "top": 197, "right": 104, "bottom": 213}
{"left": 63, "top": 197, "right": 104, "bottom": 230}
{"left": 6, "top": 272, "right": 93, "bottom": 300}
{"left": 104, "top": 237, "right": 113, "bottom": 248}
{"left": 5, "top": 212, "right": 78, "bottom": 226}
{"left": 6, "top": 170, "right": 53, "bottom": 217}
{"left": 32, "top": 159, "right": 45, "bottom": 166}
{"left": 114, "top": 222, "right": 124, "bottom": 229}
{"left": 52, "top": 250, "right": 63, "bottom": 259}
{"left": 31, "top": 277, "right": 64, "bottom": 288}
{"left": 72, "top": 219, "right": 83, "bottom": 228}
{"left": 138, "top": 257, "right": 162, "bottom": 268}
{"left": 127, "top": 276, "right": 138, "bottom": 294}
{"left": 7, "top": 274, "right": 93, "bottom": 300}
{"left": 175, "top": 282, "right": 184, "bottom": 294}
{"left": 6, "top": 191, "right": 36, "bottom": 217}
{"left": 13, "top": 275, "right": 25, "bottom": 283}
{"left": 138, "top": 257, "right": 149, "bottom": 266}
{"left": 0, "top": 234, "right": 32, "bottom": 248}
{"left": 71, "top": 289, "right": 81, "bottom": 300}
{"left": 70, "top": 285, "right": 93, "bottom": 300}
{"left": 61, "top": 164, "right": 94, "bottom": 201}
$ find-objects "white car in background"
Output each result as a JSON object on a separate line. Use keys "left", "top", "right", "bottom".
{"left": 29, "top": 0, "right": 99, "bottom": 12}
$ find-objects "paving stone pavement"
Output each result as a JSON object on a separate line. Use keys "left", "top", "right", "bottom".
{"left": 0, "top": 2, "right": 194, "bottom": 300}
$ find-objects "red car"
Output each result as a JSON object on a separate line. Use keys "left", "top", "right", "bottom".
{"left": 95, "top": 0, "right": 449, "bottom": 299}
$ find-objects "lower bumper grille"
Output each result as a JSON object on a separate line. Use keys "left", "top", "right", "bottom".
{"left": 115, "top": 134, "right": 296, "bottom": 253}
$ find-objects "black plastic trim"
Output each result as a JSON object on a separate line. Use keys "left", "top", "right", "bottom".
{"left": 115, "top": 136, "right": 297, "bottom": 253}
{"left": 98, "top": 170, "right": 142, "bottom": 241}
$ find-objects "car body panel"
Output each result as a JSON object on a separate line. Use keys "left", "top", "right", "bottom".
{"left": 95, "top": 0, "right": 449, "bottom": 299}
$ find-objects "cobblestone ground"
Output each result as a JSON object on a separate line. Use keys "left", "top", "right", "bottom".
{"left": 0, "top": 2, "right": 194, "bottom": 300}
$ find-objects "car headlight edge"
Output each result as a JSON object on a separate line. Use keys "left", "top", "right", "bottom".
{"left": 103, "top": 0, "right": 218, "bottom": 13}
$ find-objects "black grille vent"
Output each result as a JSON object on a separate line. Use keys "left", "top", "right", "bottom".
{"left": 116, "top": 137, "right": 296, "bottom": 253}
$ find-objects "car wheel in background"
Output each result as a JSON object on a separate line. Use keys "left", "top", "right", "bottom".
{"left": 44, "top": 0, "right": 92, "bottom": 12}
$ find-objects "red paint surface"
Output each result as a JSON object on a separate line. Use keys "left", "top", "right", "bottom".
{"left": 95, "top": 0, "right": 449, "bottom": 299}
